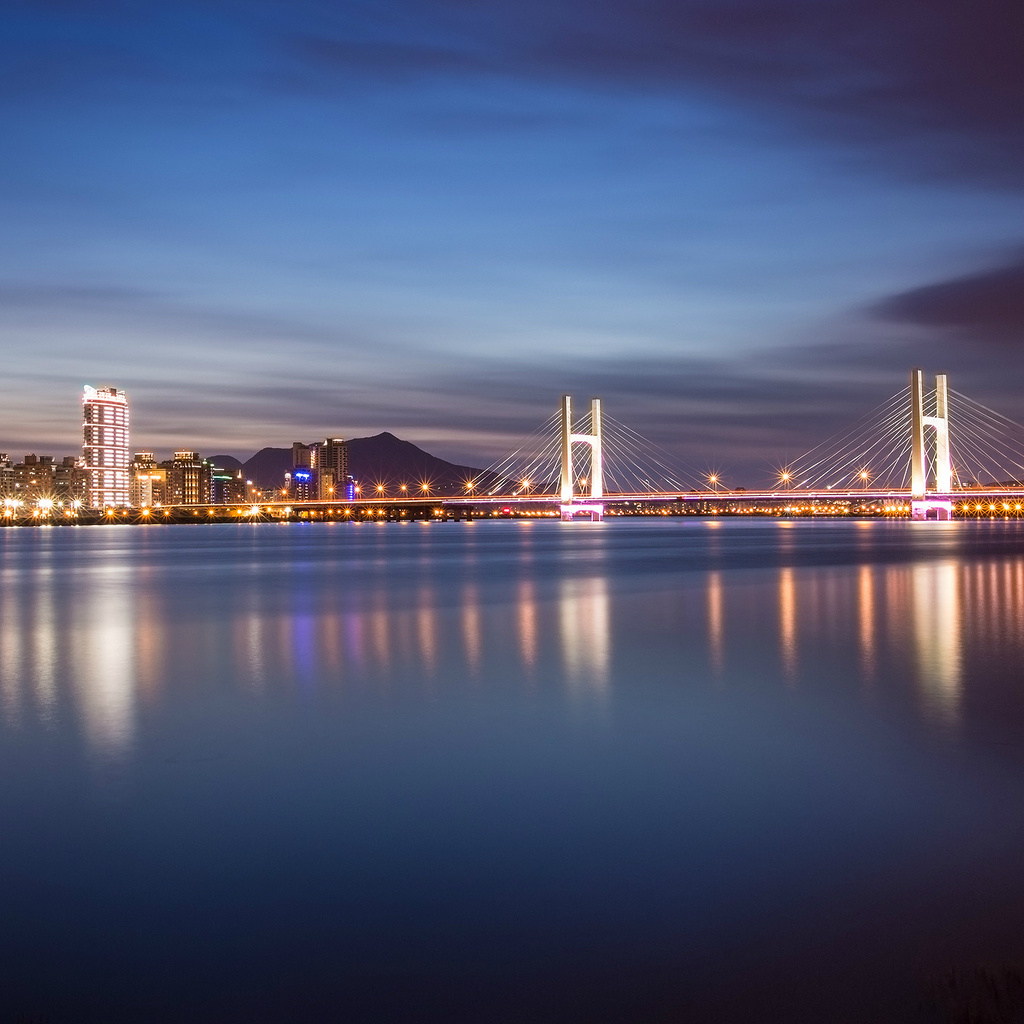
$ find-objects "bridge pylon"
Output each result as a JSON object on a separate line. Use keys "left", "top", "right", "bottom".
{"left": 910, "top": 367, "right": 953, "bottom": 520}
{"left": 560, "top": 395, "right": 604, "bottom": 521}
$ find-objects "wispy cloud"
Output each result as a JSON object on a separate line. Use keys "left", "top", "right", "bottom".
{"left": 874, "top": 250, "right": 1024, "bottom": 342}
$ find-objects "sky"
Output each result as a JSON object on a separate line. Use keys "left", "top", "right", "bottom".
{"left": 2, "top": 0, "right": 1023, "bottom": 484}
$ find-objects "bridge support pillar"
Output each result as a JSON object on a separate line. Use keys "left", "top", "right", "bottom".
{"left": 910, "top": 367, "right": 953, "bottom": 508}
{"left": 559, "top": 394, "right": 604, "bottom": 520}
{"left": 911, "top": 500, "right": 954, "bottom": 521}
{"left": 561, "top": 502, "right": 604, "bottom": 522}
{"left": 911, "top": 368, "right": 927, "bottom": 499}
{"left": 932, "top": 373, "right": 951, "bottom": 493}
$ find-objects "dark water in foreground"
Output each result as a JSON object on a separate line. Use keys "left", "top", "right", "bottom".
{"left": 2, "top": 519, "right": 1024, "bottom": 1023}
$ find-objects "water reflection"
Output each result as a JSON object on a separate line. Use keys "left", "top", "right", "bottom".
{"left": 461, "top": 582, "right": 482, "bottom": 678}
{"left": 707, "top": 571, "right": 724, "bottom": 675}
{"left": 30, "top": 564, "right": 58, "bottom": 722}
{"left": 559, "top": 576, "right": 611, "bottom": 698}
{"left": 417, "top": 585, "right": 437, "bottom": 679}
{"left": 0, "top": 570, "right": 25, "bottom": 726}
{"left": 517, "top": 578, "right": 539, "bottom": 673}
{"left": 4, "top": 525, "right": 1024, "bottom": 768}
{"left": 779, "top": 567, "right": 797, "bottom": 683}
{"left": 858, "top": 566, "right": 876, "bottom": 682}
{"left": 75, "top": 573, "right": 136, "bottom": 760}
{"left": 912, "top": 561, "right": 962, "bottom": 728}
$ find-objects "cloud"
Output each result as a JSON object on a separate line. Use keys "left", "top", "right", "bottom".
{"left": 514, "top": 0, "right": 1024, "bottom": 184}
{"left": 9, "top": 2, "right": 1023, "bottom": 185}
{"left": 874, "top": 251, "right": 1024, "bottom": 342}
{"left": 269, "top": 0, "right": 1024, "bottom": 185}
{"left": 286, "top": 32, "right": 486, "bottom": 81}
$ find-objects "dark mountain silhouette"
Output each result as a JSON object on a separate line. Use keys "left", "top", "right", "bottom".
{"left": 209, "top": 432, "right": 485, "bottom": 496}
{"left": 208, "top": 454, "right": 244, "bottom": 473}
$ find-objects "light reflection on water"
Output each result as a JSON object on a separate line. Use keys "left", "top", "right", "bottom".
{"left": 3, "top": 521, "right": 1024, "bottom": 758}
{"left": 75, "top": 571, "right": 136, "bottom": 760}
{"left": 559, "top": 575, "right": 611, "bottom": 698}
{"left": 912, "top": 561, "right": 962, "bottom": 728}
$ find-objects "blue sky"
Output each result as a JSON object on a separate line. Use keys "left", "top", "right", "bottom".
{"left": 2, "top": 0, "right": 1023, "bottom": 482}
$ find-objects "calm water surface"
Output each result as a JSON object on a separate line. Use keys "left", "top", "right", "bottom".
{"left": 2, "top": 518, "right": 1024, "bottom": 1022}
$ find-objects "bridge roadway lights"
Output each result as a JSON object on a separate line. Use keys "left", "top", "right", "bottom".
{"left": 911, "top": 499, "right": 954, "bottom": 521}
{"left": 560, "top": 503, "right": 604, "bottom": 522}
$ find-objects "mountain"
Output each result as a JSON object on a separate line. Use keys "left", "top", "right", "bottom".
{"left": 209, "top": 433, "right": 485, "bottom": 497}
{"left": 207, "top": 454, "right": 244, "bottom": 473}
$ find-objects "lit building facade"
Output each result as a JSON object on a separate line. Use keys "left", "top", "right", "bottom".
{"left": 163, "top": 451, "right": 209, "bottom": 505}
{"left": 82, "top": 385, "right": 130, "bottom": 507}
{"left": 318, "top": 437, "right": 349, "bottom": 499}
{"left": 289, "top": 442, "right": 316, "bottom": 501}
{"left": 1, "top": 454, "right": 87, "bottom": 505}
{"left": 130, "top": 451, "right": 167, "bottom": 507}
{"left": 286, "top": 438, "right": 351, "bottom": 500}
{"left": 209, "top": 465, "right": 249, "bottom": 504}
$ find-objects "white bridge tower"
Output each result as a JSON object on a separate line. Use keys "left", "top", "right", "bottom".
{"left": 560, "top": 395, "right": 604, "bottom": 521}
{"left": 910, "top": 367, "right": 953, "bottom": 520}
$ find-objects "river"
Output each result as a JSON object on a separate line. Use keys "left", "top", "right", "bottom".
{"left": 2, "top": 518, "right": 1024, "bottom": 1022}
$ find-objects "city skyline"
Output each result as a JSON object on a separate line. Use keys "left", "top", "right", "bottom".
{"left": 3, "top": 2, "right": 1023, "bottom": 478}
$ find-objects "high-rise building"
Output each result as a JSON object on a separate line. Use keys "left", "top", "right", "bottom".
{"left": 292, "top": 442, "right": 314, "bottom": 470}
{"left": 317, "top": 437, "right": 349, "bottom": 499}
{"left": 82, "top": 385, "right": 130, "bottom": 507}
{"left": 131, "top": 451, "right": 166, "bottom": 507}
{"left": 285, "top": 438, "right": 350, "bottom": 500}
{"left": 162, "top": 451, "right": 209, "bottom": 505}
{"left": 289, "top": 442, "right": 316, "bottom": 500}
{"left": 208, "top": 465, "right": 248, "bottom": 504}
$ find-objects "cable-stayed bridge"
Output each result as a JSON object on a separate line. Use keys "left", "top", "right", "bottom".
{"left": 459, "top": 369, "right": 1024, "bottom": 520}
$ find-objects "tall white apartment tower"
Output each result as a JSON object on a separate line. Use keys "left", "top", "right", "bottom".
{"left": 82, "top": 385, "right": 130, "bottom": 507}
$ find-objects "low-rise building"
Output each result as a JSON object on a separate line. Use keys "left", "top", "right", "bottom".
{"left": 1, "top": 454, "right": 88, "bottom": 506}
